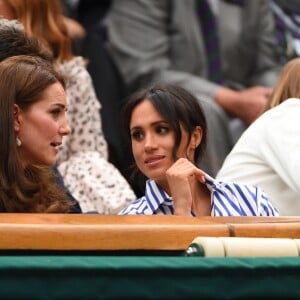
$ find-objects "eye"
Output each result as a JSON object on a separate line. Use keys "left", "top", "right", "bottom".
{"left": 50, "top": 108, "right": 62, "bottom": 118}
{"left": 131, "top": 129, "right": 144, "bottom": 141}
{"left": 156, "top": 125, "right": 170, "bottom": 135}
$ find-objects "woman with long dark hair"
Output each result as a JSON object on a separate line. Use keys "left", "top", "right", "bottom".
{"left": 119, "top": 84, "right": 278, "bottom": 216}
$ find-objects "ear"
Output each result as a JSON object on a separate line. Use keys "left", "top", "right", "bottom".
{"left": 190, "top": 126, "right": 203, "bottom": 149}
{"left": 187, "top": 126, "right": 203, "bottom": 161}
{"left": 13, "top": 104, "right": 21, "bottom": 133}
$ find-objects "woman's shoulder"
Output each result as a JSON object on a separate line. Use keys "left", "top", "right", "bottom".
{"left": 59, "top": 56, "right": 88, "bottom": 76}
{"left": 59, "top": 56, "right": 93, "bottom": 87}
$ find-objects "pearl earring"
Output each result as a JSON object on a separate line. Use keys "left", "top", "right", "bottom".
{"left": 16, "top": 137, "right": 22, "bottom": 147}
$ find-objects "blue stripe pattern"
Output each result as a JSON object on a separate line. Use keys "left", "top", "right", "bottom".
{"left": 118, "top": 174, "right": 279, "bottom": 216}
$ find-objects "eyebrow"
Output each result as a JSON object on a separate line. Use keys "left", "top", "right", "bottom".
{"left": 130, "top": 120, "right": 168, "bottom": 131}
{"left": 51, "top": 103, "right": 68, "bottom": 110}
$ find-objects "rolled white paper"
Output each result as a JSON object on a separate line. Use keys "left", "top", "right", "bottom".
{"left": 191, "top": 237, "right": 225, "bottom": 257}
{"left": 190, "top": 237, "right": 299, "bottom": 257}
{"left": 294, "top": 239, "right": 300, "bottom": 255}
{"left": 219, "top": 237, "right": 299, "bottom": 257}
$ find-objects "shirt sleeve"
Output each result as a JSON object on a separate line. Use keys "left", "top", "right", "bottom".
{"left": 210, "top": 181, "right": 279, "bottom": 216}
{"left": 118, "top": 197, "right": 151, "bottom": 215}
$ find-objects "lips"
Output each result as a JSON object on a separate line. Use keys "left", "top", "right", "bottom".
{"left": 50, "top": 142, "right": 61, "bottom": 147}
{"left": 50, "top": 142, "right": 62, "bottom": 155}
{"left": 145, "top": 155, "right": 165, "bottom": 165}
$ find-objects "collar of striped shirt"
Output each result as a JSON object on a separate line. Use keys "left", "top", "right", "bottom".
{"left": 119, "top": 175, "right": 279, "bottom": 216}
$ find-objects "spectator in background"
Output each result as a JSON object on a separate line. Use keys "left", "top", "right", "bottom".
{"left": 271, "top": 0, "right": 300, "bottom": 64}
{"left": 0, "top": 0, "right": 136, "bottom": 213}
{"left": 63, "top": 14, "right": 86, "bottom": 41}
{"left": 107, "top": 0, "right": 282, "bottom": 180}
{"left": 217, "top": 57, "right": 300, "bottom": 216}
{"left": 60, "top": 0, "right": 133, "bottom": 190}
{"left": 60, "top": 0, "right": 111, "bottom": 39}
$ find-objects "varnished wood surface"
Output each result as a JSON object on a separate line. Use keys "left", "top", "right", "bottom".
{"left": 0, "top": 214, "right": 299, "bottom": 250}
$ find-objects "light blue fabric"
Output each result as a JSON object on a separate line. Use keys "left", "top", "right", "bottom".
{"left": 119, "top": 174, "right": 279, "bottom": 216}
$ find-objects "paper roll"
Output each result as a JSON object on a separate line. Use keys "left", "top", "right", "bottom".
{"left": 219, "top": 237, "right": 299, "bottom": 257}
{"left": 190, "top": 237, "right": 225, "bottom": 257}
{"left": 189, "top": 237, "right": 300, "bottom": 257}
{"left": 294, "top": 239, "right": 300, "bottom": 255}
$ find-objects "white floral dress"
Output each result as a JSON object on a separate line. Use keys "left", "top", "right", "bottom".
{"left": 57, "top": 57, "right": 136, "bottom": 213}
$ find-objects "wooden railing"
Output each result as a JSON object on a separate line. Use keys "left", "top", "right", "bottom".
{"left": 0, "top": 214, "right": 299, "bottom": 251}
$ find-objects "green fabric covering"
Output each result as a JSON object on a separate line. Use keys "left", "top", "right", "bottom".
{"left": 0, "top": 255, "right": 299, "bottom": 299}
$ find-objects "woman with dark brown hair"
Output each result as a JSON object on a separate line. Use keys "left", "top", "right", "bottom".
{"left": 0, "top": 55, "right": 72, "bottom": 212}
{"left": 0, "top": 0, "right": 136, "bottom": 213}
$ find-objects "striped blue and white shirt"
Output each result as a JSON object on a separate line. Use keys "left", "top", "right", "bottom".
{"left": 118, "top": 174, "right": 279, "bottom": 216}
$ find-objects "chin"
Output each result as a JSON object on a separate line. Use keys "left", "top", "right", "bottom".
{"left": 42, "top": 158, "right": 56, "bottom": 166}
{"left": 48, "top": 160, "right": 56, "bottom": 166}
{"left": 148, "top": 173, "right": 165, "bottom": 183}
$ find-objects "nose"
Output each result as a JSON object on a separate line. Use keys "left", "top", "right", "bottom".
{"left": 144, "top": 132, "right": 157, "bottom": 152}
{"left": 59, "top": 118, "right": 71, "bottom": 136}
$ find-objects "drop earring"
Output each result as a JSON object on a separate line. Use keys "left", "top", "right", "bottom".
{"left": 16, "top": 136, "right": 22, "bottom": 147}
